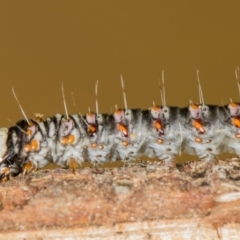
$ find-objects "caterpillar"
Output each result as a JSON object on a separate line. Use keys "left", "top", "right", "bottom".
{"left": 0, "top": 69, "right": 240, "bottom": 181}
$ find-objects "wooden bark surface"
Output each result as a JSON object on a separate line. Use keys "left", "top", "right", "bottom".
{"left": 1, "top": 159, "right": 240, "bottom": 239}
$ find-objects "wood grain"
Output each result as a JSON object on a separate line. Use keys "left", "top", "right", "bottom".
{"left": 0, "top": 159, "right": 240, "bottom": 239}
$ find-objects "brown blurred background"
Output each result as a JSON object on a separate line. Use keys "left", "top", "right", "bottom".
{"left": 0, "top": 1, "right": 240, "bottom": 163}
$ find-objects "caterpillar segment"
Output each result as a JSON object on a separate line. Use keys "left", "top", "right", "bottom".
{"left": 180, "top": 71, "right": 226, "bottom": 163}
{"left": 48, "top": 83, "right": 89, "bottom": 173}
{"left": 217, "top": 67, "right": 240, "bottom": 155}
{"left": 220, "top": 101, "right": 240, "bottom": 155}
{"left": 48, "top": 114, "right": 87, "bottom": 174}
{"left": 144, "top": 105, "right": 182, "bottom": 165}
{"left": 147, "top": 106, "right": 182, "bottom": 164}
{"left": 84, "top": 81, "right": 115, "bottom": 166}
{"left": 0, "top": 120, "right": 31, "bottom": 180}
{"left": 85, "top": 111, "right": 115, "bottom": 166}
{"left": 143, "top": 72, "right": 182, "bottom": 165}
{"left": 2, "top": 115, "right": 51, "bottom": 179}
{"left": 21, "top": 114, "right": 51, "bottom": 175}
{"left": 112, "top": 108, "right": 147, "bottom": 164}
{"left": 112, "top": 76, "right": 147, "bottom": 164}
{"left": 6, "top": 88, "right": 51, "bottom": 176}
{"left": 181, "top": 103, "right": 226, "bottom": 162}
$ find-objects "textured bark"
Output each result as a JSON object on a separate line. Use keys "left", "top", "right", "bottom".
{"left": 0, "top": 159, "right": 240, "bottom": 239}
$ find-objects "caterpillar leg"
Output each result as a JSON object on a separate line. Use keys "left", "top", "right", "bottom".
{"left": 0, "top": 165, "right": 10, "bottom": 181}
{"left": 0, "top": 162, "right": 23, "bottom": 181}
{"left": 198, "top": 153, "right": 216, "bottom": 164}
{"left": 121, "top": 159, "right": 128, "bottom": 168}
{"left": 90, "top": 158, "right": 100, "bottom": 168}
{"left": 158, "top": 155, "right": 176, "bottom": 167}
{"left": 23, "top": 161, "right": 37, "bottom": 175}
{"left": 67, "top": 158, "right": 79, "bottom": 174}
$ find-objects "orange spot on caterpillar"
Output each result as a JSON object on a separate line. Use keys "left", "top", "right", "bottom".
{"left": 88, "top": 125, "right": 97, "bottom": 134}
{"left": 67, "top": 134, "right": 75, "bottom": 144}
{"left": 230, "top": 102, "right": 237, "bottom": 107}
{"left": 151, "top": 106, "right": 160, "bottom": 111}
{"left": 61, "top": 135, "right": 75, "bottom": 145}
{"left": 25, "top": 139, "right": 40, "bottom": 152}
{"left": 87, "top": 111, "right": 94, "bottom": 117}
{"left": 31, "top": 139, "right": 39, "bottom": 151}
{"left": 91, "top": 143, "right": 97, "bottom": 148}
{"left": 155, "top": 121, "right": 162, "bottom": 130}
{"left": 232, "top": 118, "right": 240, "bottom": 128}
{"left": 195, "top": 137, "right": 202, "bottom": 143}
{"left": 193, "top": 120, "right": 205, "bottom": 134}
{"left": 190, "top": 104, "right": 198, "bottom": 109}
{"left": 117, "top": 124, "right": 128, "bottom": 137}
{"left": 26, "top": 129, "right": 32, "bottom": 136}
{"left": 122, "top": 141, "right": 129, "bottom": 146}
{"left": 61, "top": 137, "right": 68, "bottom": 145}
{"left": 115, "top": 109, "right": 123, "bottom": 115}
{"left": 156, "top": 139, "right": 164, "bottom": 144}
{"left": 24, "top": 144, "right": 31, "bottom": 152}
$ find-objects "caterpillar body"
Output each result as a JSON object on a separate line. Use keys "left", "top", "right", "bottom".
{"left": 0, "top": 70, "right": 240, "bottom": 181}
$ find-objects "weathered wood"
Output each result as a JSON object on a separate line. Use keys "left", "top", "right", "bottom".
{"left": 0, "top": 159, "right": 240, "bottom": 239}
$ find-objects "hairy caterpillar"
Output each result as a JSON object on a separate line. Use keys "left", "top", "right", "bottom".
{"left": 0, "top": 69, "right": 240, "bottom": 181}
